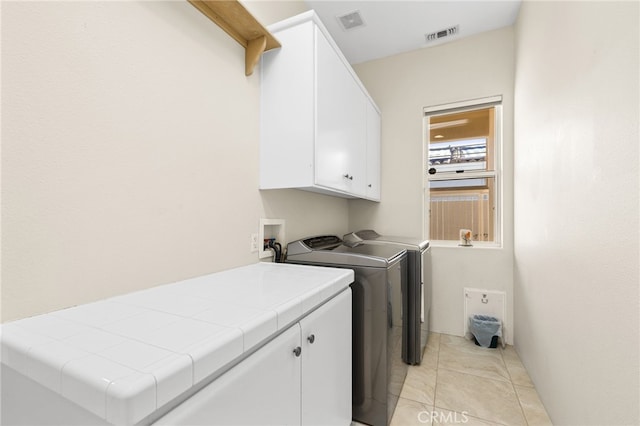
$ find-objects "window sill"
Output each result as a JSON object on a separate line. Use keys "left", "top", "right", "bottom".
{"left": 430, "top": 240, "right": 503, "bottom": 249}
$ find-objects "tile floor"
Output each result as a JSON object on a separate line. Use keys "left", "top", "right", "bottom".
{"left": 389, "top": 333, "right": 553, "bottom": 426}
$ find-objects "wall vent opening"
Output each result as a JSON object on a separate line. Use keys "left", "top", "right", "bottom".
{"left": 425, "top": 25, "right": 459, "bottom": 43}
{"left": 337, "top": 10, "right": 365, "bottom": 30}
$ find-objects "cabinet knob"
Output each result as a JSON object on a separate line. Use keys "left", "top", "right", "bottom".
{"left": 293, "top": 346, "right": 302, "bottom": 357}
{"left": 368, "top": 184, "right": 372, "bottom": 188}
{"left": 307, "top": 334, "right": 315, "bottom": 344}
{"left": 343, "top": 174, "right": 353, "bottom": 180}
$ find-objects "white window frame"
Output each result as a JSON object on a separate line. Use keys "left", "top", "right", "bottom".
{"left": 423, "top": 96, "right": 503, "bottom": 248}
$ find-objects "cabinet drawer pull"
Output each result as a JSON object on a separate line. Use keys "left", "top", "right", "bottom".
{"left": 307, "top": 334, "right": 315, "bottom": 344}
{"left": 343, "top": 174, "right": 353, "bottom": 180}
{"left": 293, "top": 346, "right": 302, "bottom": 357}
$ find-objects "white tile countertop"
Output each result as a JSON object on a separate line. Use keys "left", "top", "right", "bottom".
{"left": 0, "top": 263, "right": 353, "bottom": 425}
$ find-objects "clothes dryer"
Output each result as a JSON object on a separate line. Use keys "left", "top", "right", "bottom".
{"left": 344, "top": 230, "right": 431, "bottom": 365}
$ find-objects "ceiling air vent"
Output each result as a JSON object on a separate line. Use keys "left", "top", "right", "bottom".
{"left": 425, "top": 25, "right": 459, "bottom": 43}
{"left": 337, "top": 10, "right": 365, "bottom": 31}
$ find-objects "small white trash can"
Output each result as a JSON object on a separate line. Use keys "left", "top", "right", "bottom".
{"left": 469, "top": 315, "right": 501, "bottom": 348}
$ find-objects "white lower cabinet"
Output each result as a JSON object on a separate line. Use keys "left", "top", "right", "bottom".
{"left": 301, "top": 288, "right": 352, "bottom": 426}
{"left": 154, "top": 289, "right": 352, "bottom": 426}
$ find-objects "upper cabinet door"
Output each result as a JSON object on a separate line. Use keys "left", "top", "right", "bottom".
{"left": 315, "top": 28, "right": 366, "bottom": 197}
{"left": 365, "top": 101, "right": 381, "bottom": 201}
{"left": 260, "top": 21, "right": 316, "bottom": 190}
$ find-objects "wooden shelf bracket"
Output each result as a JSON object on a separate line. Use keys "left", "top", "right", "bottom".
{"left": 188, "top": 0, "right": 281, "bottom": 76}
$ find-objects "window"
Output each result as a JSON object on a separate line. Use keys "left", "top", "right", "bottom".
{"left": 424, "top": 97, "right": 502, "bottom": 245}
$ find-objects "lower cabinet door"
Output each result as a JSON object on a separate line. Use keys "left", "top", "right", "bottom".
{"left": 155, "top": 325, "right": 301, "bottom": 426}
{"left": 300, "top": 289, "right": 352, "bottom": 425}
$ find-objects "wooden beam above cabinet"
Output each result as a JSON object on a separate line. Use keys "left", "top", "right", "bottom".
{"left": 188, "top": 0, "right": 280, "bottom": 76}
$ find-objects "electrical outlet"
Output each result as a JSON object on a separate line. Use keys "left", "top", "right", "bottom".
{"left": 250, "top": 233, "right": 259, "bottom": 253}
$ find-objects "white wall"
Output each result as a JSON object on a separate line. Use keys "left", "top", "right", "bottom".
{"left": 514, "top": 1, "right": 639, "bottom": 424}
{"left": 351, "top": 27, "right": 515, "bottom": 342}
{"left": 0, "top": 1, "right": 353, "bottom": 322}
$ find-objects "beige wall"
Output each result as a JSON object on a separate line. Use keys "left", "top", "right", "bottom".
{"left": 351, "top": 27, "right": 515, "bottom": 342}
{"left": 514, "top": 1, "right": 639, "bottom": 424}
{"left": 0, "top": 0, "right": 352, "bottom": 322}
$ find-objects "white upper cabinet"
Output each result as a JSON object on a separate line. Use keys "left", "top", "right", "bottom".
{"left": 260, "top": 11, "right": 381, "bottom": 201}
{"left": 365, "top": 101, "right": 381, "bottom": 200}
{"left": 315, "top": 29, "right": 367, "bottom": 196}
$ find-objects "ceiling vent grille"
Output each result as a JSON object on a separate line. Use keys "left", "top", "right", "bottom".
{"left": 337, "top": 10, "right": 365, "bottom": 30}
{"left": 425, "top": 25, "right": 459, "bottom": 43}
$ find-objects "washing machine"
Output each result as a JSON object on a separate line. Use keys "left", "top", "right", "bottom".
{"left": 286, "top": 235, "right": 408, "bottom": 426}
{"left": 344, "top": 230, "right": 431, "bottom": 365}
